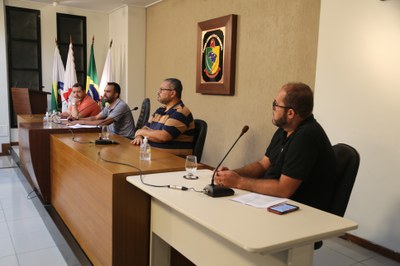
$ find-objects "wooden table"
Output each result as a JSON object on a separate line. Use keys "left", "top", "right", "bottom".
{"left": 17, "top": 114, "right": 45, "bottom": 124}
{"left": 50, "top": 133, "right": 187, "bottom": 266}
{"left": 127, "top": 169, "right": 358, "bottom": 266}
{"left": 18, "top": 121, "right": 100, "bottom": 203}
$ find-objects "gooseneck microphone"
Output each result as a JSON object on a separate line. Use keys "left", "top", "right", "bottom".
{"left": 96, "top": 106, "right": 138, "bottom": 128}
{"left": 204, "top": 125, "right": 249, "bottom": 197}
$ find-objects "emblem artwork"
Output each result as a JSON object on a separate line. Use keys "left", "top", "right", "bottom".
{"left": 201, "top": 29, "right": 224, "bottom": 83}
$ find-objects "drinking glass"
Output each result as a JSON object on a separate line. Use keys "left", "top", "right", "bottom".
{"left": 184, "top": 155, "right": 198, "bottom": 180}
{"left": 101, "top": 125, "right": 110, "bottom": 140}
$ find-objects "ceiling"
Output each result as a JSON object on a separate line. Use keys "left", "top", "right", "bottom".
{"left": 27, "top": 0, "right": 162, "bottom": 12}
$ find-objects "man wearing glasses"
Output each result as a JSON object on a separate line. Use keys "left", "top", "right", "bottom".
{"left": 215, "top": 82, "right": 336, "bottom": 212}
{"left": 131, "top": 78, "right": 194, "bottom": 156}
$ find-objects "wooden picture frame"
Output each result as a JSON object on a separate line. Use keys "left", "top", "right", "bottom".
{"left": 196, "top": 14, "right": 237, "bottom": 95}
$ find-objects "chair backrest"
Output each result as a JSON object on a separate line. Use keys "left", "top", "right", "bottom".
{"left": 193, "top": 119, "right": 207, "bottom": 162}
{"left": 329, "top": 143, "right": 360, "bottom": 217}
{"left": 135, "top": 98, "right": 150, "bottom": 131}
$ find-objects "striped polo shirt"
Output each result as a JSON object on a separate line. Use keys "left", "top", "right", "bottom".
{"left": 145, "top": 100, "right": 195, "bottom": 156}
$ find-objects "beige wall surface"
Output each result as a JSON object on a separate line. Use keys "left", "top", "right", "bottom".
{"left": 146, "top": 0, "right": 320, "bottom": 167}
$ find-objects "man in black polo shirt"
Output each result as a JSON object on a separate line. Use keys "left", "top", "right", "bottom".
{"left": 215, "top": 82, "right": 336, "bottom": 211}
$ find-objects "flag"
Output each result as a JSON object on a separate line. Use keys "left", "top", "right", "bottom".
{"left": 86, "top": 37, "right": 99, "bottom": 102}
{"left": 99, "top": 40, "right": 114, "bottom": 107}
{"left": 62, "top": 37, "right": 77, "bottom": 112}
{"left": 50, "top": 42, "right": 65, "bottom": 112}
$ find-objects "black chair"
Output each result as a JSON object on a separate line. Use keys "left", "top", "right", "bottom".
{"left": 193, "top": 119, "right": 207, "bottom": 162}
{"left": 315, "top": 143, "right": 360, "bottom": 249}
{"left": 135, "top": 98, "right": 150, "bottom": 131}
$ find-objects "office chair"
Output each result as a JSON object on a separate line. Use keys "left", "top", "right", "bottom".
{"left": 135, "top": 98, "right": 150, "bottom": 131}
{"left": 193, "top": 119, "right": 207, "bottom": 162}
{"left": 315, "top": 143, "right": 360, "bottom": 250}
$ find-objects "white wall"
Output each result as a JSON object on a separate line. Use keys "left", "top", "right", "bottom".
{"left": 0, "top": 0, "right": 10, "bottom": 148}
{"left": 109, "top": 5, "right": 146, "bottom": 120}
{"left": 315, "top": 0, "right": 400, "bottom": 251}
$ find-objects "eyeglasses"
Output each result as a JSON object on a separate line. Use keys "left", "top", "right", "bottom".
{"left": 158, "top": 88, "right": 174, "bottom": 92}
{"left": 272, "top": 100, "right": 295, "bottom": 112}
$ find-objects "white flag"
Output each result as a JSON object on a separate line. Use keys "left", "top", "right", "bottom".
{"left": 99, "top": 41, "right": 114, "bottom": 97}
{"left": 50, "top": 44, "right": 65, "bottom": 112}
{"left": 62, "top": 39, "right": 77, "bottom": 112}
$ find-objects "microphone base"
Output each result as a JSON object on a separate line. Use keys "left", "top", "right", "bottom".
{"left": 95, "top": 139, "right": 119, "bottom": 145}
{"left": 203, "top": 184, "right": 235, "bottom": 198}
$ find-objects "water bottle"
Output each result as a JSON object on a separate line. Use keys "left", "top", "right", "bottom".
{"left": 43, "top": 112, "right": 51, "bottom": 128}
{"left": 139, "top": 136, "right": 151, "bottom": 161}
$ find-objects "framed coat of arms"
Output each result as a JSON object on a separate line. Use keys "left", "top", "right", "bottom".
{"left": 196, "top": 14, "right": 237, "bottom": 95}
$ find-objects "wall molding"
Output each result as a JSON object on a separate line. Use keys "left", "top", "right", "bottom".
{"left": 341, "top": 233, "right": 400, "bottom": 263}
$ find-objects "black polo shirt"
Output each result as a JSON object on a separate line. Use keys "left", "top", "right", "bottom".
{"left": 264, "top": 115, "right": 336, "bottom": 211}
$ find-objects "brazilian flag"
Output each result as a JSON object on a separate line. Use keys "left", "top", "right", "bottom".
{"left": 86, "top": 41, "right": 99, "bottom": 102}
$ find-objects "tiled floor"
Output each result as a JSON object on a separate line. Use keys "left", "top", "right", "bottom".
{"left": 0, "top": 155, "right": 81, "bottom": 266}
{"left": 0, "top": 154, "right": 399, "bottom": 266}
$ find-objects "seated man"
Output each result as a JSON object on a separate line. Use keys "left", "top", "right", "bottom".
{"left": 61, "top": 83, "right": 101, "bottom": 119}
{"left": 215, "top": 82, "right": 336, "bottom": 211}
{"left": 131, "top": 78, "right": 194, "bottom": 156}
{"left": 69, "top": 82, "right": 135, "bottom": 139}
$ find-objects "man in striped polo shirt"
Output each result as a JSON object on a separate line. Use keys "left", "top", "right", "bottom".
{"left": 131, "top": 78, "right": 195, "bottom": 156}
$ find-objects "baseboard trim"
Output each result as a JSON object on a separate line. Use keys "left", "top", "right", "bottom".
{"left": 341, "top": 233, "right": 400, "bottom": 262}
{"left": 1, "top": 142, "right": 18, "bottom": 156}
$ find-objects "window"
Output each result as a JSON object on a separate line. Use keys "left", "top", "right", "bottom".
{"left": 57, "top": 13, "right": 87, "bottom": 85}
{"left": 6, "top": 6, "right": 42, "bottom": 128}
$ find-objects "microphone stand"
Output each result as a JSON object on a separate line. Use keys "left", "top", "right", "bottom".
{"left": 204, "top": 126, "right": 249, "bottom": 198}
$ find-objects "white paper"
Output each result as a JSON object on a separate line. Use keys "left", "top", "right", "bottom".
{"left": 68, "top": 124, "right": 98, "bottom": 129}
{"left": 231, "top": 193, "right": 287, "bottom": 208}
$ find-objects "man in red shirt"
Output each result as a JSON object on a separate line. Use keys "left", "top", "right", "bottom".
{"left": 61, "top": 83, "right": 101, "bottom": 120}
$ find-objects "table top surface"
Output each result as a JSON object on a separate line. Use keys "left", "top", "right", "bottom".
{"left": 17, "top": 114, "right": 45, "bottom": 124}
{"left": 51, "top": 133, "right": 188, "bottom": 175}
{"left": 127, "top": 169, "right": 358, "bottom": 254}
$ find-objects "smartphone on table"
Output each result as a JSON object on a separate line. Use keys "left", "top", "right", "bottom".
{"left": 267, "top": 203, "right": 299, "bottom": 215}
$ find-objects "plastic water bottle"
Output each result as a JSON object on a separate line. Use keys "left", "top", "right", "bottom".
{"left": 140, "top": 136, "right": 151, "bottom": 161}
{"left": 43, "top": 112, "right": 51, "bottom": 128}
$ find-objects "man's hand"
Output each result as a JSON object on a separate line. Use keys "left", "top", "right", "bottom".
{"left": 215, "top": 169, "right": 242, "bottom": 188}
{"left": 70, "top": 96, "right": 81, "bottom": 105}
{"left": 130, "top": 135, "right": 143, "bottom": 145}
{"left": 67, "top": 120, "right": 80, "bottom": 126}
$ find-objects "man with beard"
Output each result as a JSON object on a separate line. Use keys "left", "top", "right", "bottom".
{"left": 69, "top": 82, "right": 135, "bottom": 139}
{"left": 214, "top": 82, "right": 336, "bottom": 211}
{"left": 131, "top": 78, "right": 194, "bottom": 156}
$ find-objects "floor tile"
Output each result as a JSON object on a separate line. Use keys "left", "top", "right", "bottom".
{"left": 0, "top": 255, "right": 19, "bottom": 266}
{"left": 1, "top": 195, "right": 36, "bottom": 210}
{"left": 17, "top": 247, "right": 68, "bottom": 266}
{"left": 11, "top": 229, "right": 56, "bottom": 254}
{"left": 0, "top": 186, "right": 27, "bottom": 200}
{"left": 0, "top": 236, "right": 15, "bottom": 258}
{"left": 7, "top": 216, "right": 48, "bottom": 237}
{"left": 0, "top": 222, "right": 9, "bottom": 238}
{"left": 325, "top": 238, "right": 379, "bottom": 262}
{"left": 3, "top": 202, "right": 40, "bottom": 221}
{"left": 314, "top": 244, "right": 358, "bottom": 266}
